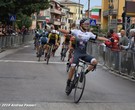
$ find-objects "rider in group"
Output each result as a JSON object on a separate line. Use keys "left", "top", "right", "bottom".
{"left": 44, "top": 29, "right": 58, "bottom": 60}
{"left": 60, "top": 34, "right": 71, "bottom": 56}
{"left": 58, "top": 18, "right": 109, "bottom": 93}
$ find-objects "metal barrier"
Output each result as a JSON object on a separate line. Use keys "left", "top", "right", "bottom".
{"left": 0, "top": 33, "right": 33, "bottom": 52}
{"left": 87, "top": 42, "right": 135, "bottom": 79}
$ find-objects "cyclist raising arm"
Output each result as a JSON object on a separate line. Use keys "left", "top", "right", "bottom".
{"left": 58, "top": 18, "right": 109, "bottom": 94}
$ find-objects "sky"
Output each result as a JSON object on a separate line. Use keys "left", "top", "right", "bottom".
{"left": 72, "top": 0, "right": 102, "bottom": 11}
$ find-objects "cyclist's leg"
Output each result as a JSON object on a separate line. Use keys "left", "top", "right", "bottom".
{"left": 66, "top": 53, "right": 79, "bottom": 92}
{"left": 36, "top": 40, "right": 41, "bottom": 56}
{"left": 41, "top": 38, "right": 47, "bottom": 55}
{"left": 44, "top": 44, "right": 50, "bottom": 60}
{"left": 35, "top": 39, "right": 38, "bottom": 54}
{"left": 61, "top": 42, "right": 64, "bottom": 55}
{"left": 82, "top": 54, "right": 98, "bottom": 74}
{"left": 68, "top": 48, "right": 74, "bottom": 61}
{"left": 55, "top": 41, "right": 60, "bottom": 51}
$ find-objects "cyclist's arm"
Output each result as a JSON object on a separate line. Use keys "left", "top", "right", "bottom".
{"left": 55, "top": 34, "right": 58, "bottom": 45}
{"left": 47, "top": 33, "right": 51, "bottom": 43}
{"left": 69, "top": 41, "right": 72, "bottom": 49}
{"left": 58, "top": 29, "right": 70, "bottom": 34}
{"left": 97, "top": 36, "right": 108, "bottom": 41}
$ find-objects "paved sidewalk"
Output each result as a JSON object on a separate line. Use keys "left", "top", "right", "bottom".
{"left": 0, "top": 41, "right": 33, "bottom": 59}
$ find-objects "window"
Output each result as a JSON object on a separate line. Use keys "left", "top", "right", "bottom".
{"left": 81, "top": 10, "right": 83, "bottom": 14}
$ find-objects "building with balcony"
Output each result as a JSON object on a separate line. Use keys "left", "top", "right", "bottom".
{"left": 60, "top": 0, "right": 84, "bottom": 23}
{"left": 61, "top": 6, "right": 70, "bottom": 30}
{"left": 31, "top": 9, "right": 51, "bottom": 29}
{"left": 101, "top": 0, "right": 125, "bottom": 32}
{"left": 49, "top": 0, "right": 62, "bottom": 28}
{"left": 31, "top": 0, "right": 81, "bottom": 30}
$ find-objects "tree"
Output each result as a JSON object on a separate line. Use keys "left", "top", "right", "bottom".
{"left": 0, "top": 0, "right": 50, "bottom": 23}
{"left": 16, "top": 14, "right": 32, "bottom": 29}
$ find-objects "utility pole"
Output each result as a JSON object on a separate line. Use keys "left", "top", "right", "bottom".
{"left": 88, "top": 0, "right": 90, "bottom": 19}
{"left": 79, "top": 0, "right": 80, "bottom": 19}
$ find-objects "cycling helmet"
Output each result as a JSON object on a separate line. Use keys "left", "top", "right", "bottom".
{"left": 51, "top": 30, "right": 56, "bottom": 34}
{"left": 80, "top": 18, "right": 89, "bottom": 26}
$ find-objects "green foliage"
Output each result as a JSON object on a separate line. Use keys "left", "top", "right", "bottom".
{"left": 0, "top": 0, "right": 50, "bottom": 23}
{"left": 16, "top": 14, "right": 32, "bottom": 29}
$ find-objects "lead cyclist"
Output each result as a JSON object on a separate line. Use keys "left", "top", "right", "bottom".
{"left": 58, "top": 18, "right": 109, "bottom": 94}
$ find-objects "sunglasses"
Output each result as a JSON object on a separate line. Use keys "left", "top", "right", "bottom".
{"left": 83, "top": 23, "right": 90, "bottom": 25}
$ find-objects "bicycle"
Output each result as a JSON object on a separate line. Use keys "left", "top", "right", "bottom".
{"left": 37, "top": 45, "right": 44, "bottom": 61}
{"left": 61, "top": 44, "right": 69, "bottom": 61}
{"left": 66, "top": 59, "right": 90, "bottom": 103}
{"left": 46, "top": 44, "right": 54, "bottom": 64}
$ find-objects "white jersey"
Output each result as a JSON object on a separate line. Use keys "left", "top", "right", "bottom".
{"left": 71, "top": 29, "right": 97, "bottom": 54}
{"left": 71, "top": 29, "right": 96, "bottom": 41}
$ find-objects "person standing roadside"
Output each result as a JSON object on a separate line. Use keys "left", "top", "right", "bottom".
{"left": 119, "top": 30, "right": 129, "bottom": 49}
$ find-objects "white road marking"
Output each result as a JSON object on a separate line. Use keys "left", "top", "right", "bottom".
{"left": 0, "top": 60, "right": 66, "bottom": 64}
{"left": 24, "top": 45, "right": 30, "bottom": 48}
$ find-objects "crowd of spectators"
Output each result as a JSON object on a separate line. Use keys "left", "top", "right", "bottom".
{"left": 0, "top": 24, "right": 28, "bottom": 36}
{"left": 104, "top": 29, "right": 135, "bottom": 74}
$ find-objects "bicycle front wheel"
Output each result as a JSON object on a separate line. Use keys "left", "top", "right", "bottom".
{"left": 74, "top": 73, "right": 86, "bottom": 103}
{"left": 46, "top": 45, "right": 52, "bottom": 64}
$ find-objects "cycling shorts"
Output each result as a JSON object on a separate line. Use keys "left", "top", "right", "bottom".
{"left": 72, "top": 53, "right": 95, "bottom": 65}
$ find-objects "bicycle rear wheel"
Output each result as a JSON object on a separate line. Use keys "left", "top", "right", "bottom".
{"left": 46, "top": 54, "right": 50, "bottom": 64}
{"left": 74, "top": 73, "right": 86, "bottom": 103}
{"left": 46, "top": 46, "right": 51, "bottom": 64}
{"left": 38, "top": 48, "right": 42, "bottom": 61}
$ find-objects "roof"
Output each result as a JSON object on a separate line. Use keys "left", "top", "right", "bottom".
{"left": 60, "top": 0, "right": 83, "bottom": 6}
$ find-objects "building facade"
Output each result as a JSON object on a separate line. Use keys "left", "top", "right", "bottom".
{"left": 61, "top": 6, "right": 70, "bottom": 30}
{"left": 31, "top": 0, "right": 83, "bottom": 30}
{"left": 60, "top": 0, "right": 84, "bottom": 23}
{"left": 101, "top": 0, "right": 125, "bottom": 32}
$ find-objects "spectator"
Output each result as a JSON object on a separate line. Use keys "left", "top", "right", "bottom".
{"left": 119, "top": 29, "right": 129, "bottom": 50}
{"left": 118, "top": 30, "right": 129, "bottom": 73}
{"left": 0, "top": 24, "right": 4, "bottom": 36}
{"left": 105, "top": 29, "right": 120, "bottom": 70}
{"left": 21, "top": 26, "right": 26, "bottom": 42}
{"left": 120, "top": 30, "right": 135, "bottom": 74}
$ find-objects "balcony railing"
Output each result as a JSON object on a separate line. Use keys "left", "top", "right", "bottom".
{"left": 109, "top": 9, "right": 118, "bottom": 15}
{"left": 61, "top": 12, "right": 66, "bottom": 16}
{"left": 61, "top": 21, "right": 66, "bottom": 25}
{"left": 37, "top": 16, "right": 46, "bottom": 21}
{"left": 49, "top": 18, "right": 61, "bottom": 25}
{"left": 103, "top": 9, "right": 118, "bottom": 16}
{"left": 50, "top": 9, "right": 61, "bottom": 15}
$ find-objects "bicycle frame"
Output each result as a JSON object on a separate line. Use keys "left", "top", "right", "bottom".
{"left": 46, "top": 44, "right": 54, "bottom": 64}
{"left": 71, "top": 59, "right": 88, "bottom": 103}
